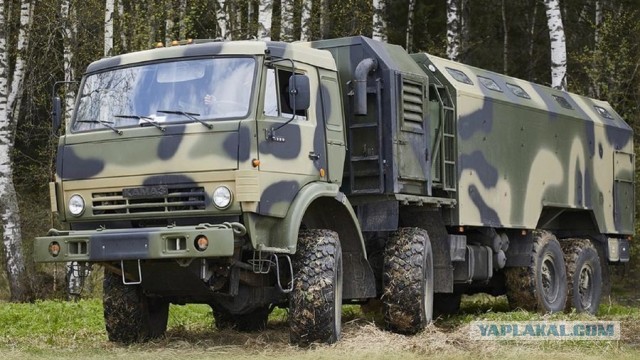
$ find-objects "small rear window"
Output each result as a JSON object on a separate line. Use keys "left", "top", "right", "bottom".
{"left": 446, "top": 67, "right": 473, "bottom": 85}
{"left": 594, "top": 105, "right": 614, "bottom": 119}
{"left": 478, "top": 76, "right": 502, "bottom": 92}
{"left": 553, "top": 95, "right": 573, "bottom": 110}
{"left": 506, "top": 83, "right": 531, "bottom": 99}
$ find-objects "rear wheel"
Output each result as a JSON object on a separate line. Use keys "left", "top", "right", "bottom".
{"left": 289, "top": 229, "right": 343, "bottom": 346}
{"left": 103, "top": 269, "right": 169, "bottom": 343}
{"left": 505, "top": 230, "right": 567, "bottom": 313}
{"left": 382, "top": 227, "right": 434, "bottom": 334}
{"left": 562, "top": 239, "right": 603, "bottom": 314}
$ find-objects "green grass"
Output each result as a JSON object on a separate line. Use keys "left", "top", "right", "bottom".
{"left": 1, "top": 297, "right": 639, "bottom": 359}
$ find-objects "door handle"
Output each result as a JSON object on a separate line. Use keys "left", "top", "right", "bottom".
{"left": 308, "top": 151, "right": 320, "bottom": 160}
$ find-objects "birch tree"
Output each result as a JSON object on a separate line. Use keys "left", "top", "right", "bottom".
{"left": 372, "top": 0, "right": 387, "bottom": 42}
{"left": 257, "top": 0, "right": 272, "bottom": 40}
{"left": 105, "top": 0, "right": 115, "bottom": 56}
{"left": 61, "top": 0, "right": 76, "bottom": 122}
{"left": 179, "top": 0, "right": 187, "bottom": 40}
{"left": 527, "top": 0, "right": 538, "bottom": 80}
{"left": 544, "top": 0, "right": 567, "bottom": 90}
{"left": 0, "top": 0, "right": 33, "bottom": 302}
{"left": 217, "top": 0, "right": 229, "bottom": 39}
{"left": 301, "top": 0, "right": 312, "bottom": 41}
{"left": 281, "top": 0, "right": 295, "bottom": 42}
{"left": 118, "top": 0, "right": 127, "bottom": 51}
{"left": 406, "top": 0, "right": 416, "bottom": 52}
{"left": 446, "top": 0, "right": 460, "bottom": 60}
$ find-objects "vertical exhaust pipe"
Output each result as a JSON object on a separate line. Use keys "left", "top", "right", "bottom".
{"left": 354, "top": 58, "right": 378, "bottom": 115}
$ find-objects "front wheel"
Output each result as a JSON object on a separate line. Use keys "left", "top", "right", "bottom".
{"left": 103, "top": 269, "right": 169, "bottom": 343}
{"left": 382, "top": 227, "right": 434, "bottom": 334}
{"left": 289, "top": 229, "right": 343, "bottom": 346}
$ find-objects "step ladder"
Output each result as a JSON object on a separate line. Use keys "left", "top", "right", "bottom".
{"left": 348, "top": 78, "right": 384, "bottom": 194}
{"left": 430, "top": 84, "right": 456, "bottom": 192}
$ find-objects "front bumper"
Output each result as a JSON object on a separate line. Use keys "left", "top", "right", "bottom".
{"left": 33, "top": 223, "right": 244, "bottom": 263}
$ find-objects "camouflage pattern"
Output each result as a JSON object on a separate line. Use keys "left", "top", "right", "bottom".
{"left": 34, "top": 36, "right": 633, "bottom": 305}
{"left": 34, "top": 39, "right": 359, "bottom": 263}
{"left": 412, "top": 54, "right": 634, "bottom": 235}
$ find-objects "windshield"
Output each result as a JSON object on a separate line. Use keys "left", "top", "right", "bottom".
{"left": 73, "top": 57, "right": 256, "bottom": 132}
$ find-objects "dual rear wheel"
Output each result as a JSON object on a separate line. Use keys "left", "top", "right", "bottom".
{"left": 505, "top": 231, "right": 603, "bottom": 315}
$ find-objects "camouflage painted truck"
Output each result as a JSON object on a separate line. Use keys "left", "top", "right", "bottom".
{"left": 34, "top": 36, "right": 634, "bottom": 345}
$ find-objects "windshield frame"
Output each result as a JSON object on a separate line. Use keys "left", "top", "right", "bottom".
{"left": 71, "top": 55, "right": 258, "bottom": 134}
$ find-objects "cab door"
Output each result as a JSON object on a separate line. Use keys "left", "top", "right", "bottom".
{"left": 256, "top": 64, "right": 327, "bottom": 217}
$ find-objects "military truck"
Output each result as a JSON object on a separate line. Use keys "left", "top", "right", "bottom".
{"left": 35, "top": 36, "right": 633, "bottom": 345}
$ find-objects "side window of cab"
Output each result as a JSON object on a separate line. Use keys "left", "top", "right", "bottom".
{"left": 263, "top": 67, "right": 307, "bottom": 120}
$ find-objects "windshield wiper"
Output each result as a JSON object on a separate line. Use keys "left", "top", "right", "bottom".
{"left": 157, "top": 110, "right": 213, "bottom": 129}
{"left": 77, "top": 120, "right": 123, "bottom": 135}
{"left": 114, "top": 114, "right": 165, "bottom": 132}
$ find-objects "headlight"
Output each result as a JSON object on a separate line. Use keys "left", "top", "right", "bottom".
{"left": 212, "top": 186, "right": 232, "bottom": 209}
{"left": 68, "top": 194, "right": 85, "bottom": 216}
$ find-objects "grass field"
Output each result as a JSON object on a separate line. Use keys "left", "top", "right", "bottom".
{"left": 1, "top": 295, "right": 639, "bottom": 360}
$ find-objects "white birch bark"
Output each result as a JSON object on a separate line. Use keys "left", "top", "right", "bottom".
{"left": 406, "top": 0, "right": 416, "bottom": 52}
{"left": 446, "top": 0, "right": 460, "bottom": 61}
{"left": 544, "top": 0, "right": 567, "bottom": 90}
{"left": 62, "top": 0, "right": 87, "bottom": 299}
{"left": 217, "top": 0, "right": 229, "bottom": 39}
{"left": 105, "top": 0, "right": 115, "bottom": 56}
{"left": 257, "top": 0, "right": 272, "bottom": 40}
{"left": 300, "top": 0, "right": 312, "bottom": 41}
{"left": 281, "top": 0, "right": 295, "bottom": 42}
{"left": 179, "top": 0, "right": 187, "bottom": 40}
{"left": 0, "top": 0, "right": 32, "bottom": 302}
{"left": 595, "top": 0, "right": 603, "bottom": 45}
{"left": 320, "top": 0, "right": 330, "bottom": 39}
{"left": 118, "top": 0, "right": 127, "bottom": 51}
{"left": 165, "top": 0, "right": 174, "bottom": 46}
{"left": 372, "top": 0, "right": 387, "bottom": 42}
{"left": 61, "top": 1, "right": 77, "bottom": 127}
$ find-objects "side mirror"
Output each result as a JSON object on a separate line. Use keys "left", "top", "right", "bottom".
{"left": 52, "top": 96, "right": 62, "bottom": 134}
{"left": 288, "top": 74, "right": 310, "bottom": 112}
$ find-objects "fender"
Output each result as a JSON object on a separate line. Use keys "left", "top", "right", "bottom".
{"left": 244, "top": 181, "right": 365, "bottom": 256}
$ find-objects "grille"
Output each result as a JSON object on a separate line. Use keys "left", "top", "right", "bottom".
{"left": 402, "top": 80, "right": 425, "bottom": 125}
{"left": 92, "top": 186, "right": 206, "bottom": 215}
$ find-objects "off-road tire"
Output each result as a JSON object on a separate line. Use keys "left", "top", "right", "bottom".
{"left": 103, "top": 269, "right": 169, "bottom": 343}
{"left": 289, "top": 229, "right": 343, "bottom": 346}
{"left": 504, "top": 230, "right": 567, "bottom": 313}
{"left": 382, "top": 227, "right": 434, "bottom": 334}
{"left": 434, "top": 292, "right": 462, "bottom": 317}
{"left": 562, "top": 239, "right": 603, "bottom": 314}
{"left": 212, "top": 306, "right": 270, "bottom": 332}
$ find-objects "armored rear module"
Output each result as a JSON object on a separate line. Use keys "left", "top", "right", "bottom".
{"left": 35, "top": 36, "right": 633, "bottom": 345}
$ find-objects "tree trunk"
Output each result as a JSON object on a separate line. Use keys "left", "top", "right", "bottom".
{"left": 0, "top": 0, "right": 32, "bottom": 303}
{"left": 257, "top": 0, "right": 272, "bottom": 40}
{"left": 217, "top": 0, "right": 229, "bottom": 39}
{"left": 105, "top": 0, "right": 115, "bottom": 56}
{"left": 406, "top": 0, "right": 415, "bottom": 52}
{"left": 446, "top": 0, "right": 460, "bottom": 61}
{"left": 527, "top": 0, "right": 538, "bottom": 81}
{"left": 544, "top": 0, "right": 567, "bottom": 90}
{"left": 281, "top": 0, "right": 295, "bottom": 42}
{"left": 502, "top": 0, "right": 508, "bottom": 74}
{"left": 118, "top": 0, "right": 127, "bottom": 52}
{"left": 301, "top": 0, "right": 312, "bottom": 41}
{"left": 372, "top": 0, "right": 387, "bottom": 42}
{"left": 178, "top": 0, "right": 187, "bottom": 40}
